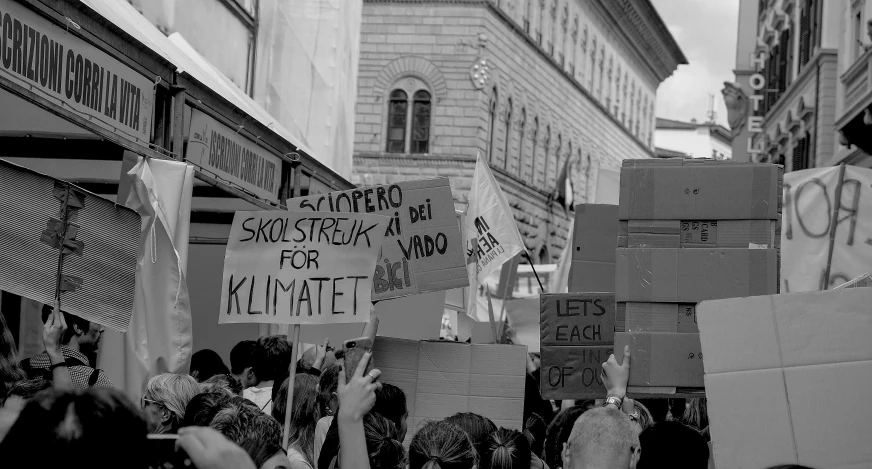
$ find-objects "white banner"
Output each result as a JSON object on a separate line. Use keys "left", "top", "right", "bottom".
{"left": 186, "top": 109, "right": 283, "bottom": 203}
{"left": 0, "top": 0, "right": 154, "bottom": 142}
{"left": 782, "top": 165, "right": 872, "bottom": 292}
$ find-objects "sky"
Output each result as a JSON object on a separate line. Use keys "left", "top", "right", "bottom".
{"left": 651, "top": 0, "right": 740, "bottom": 128}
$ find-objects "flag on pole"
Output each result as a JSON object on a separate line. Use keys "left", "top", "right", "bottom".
{"left": 548, "top": 217, "right": 574, "bottom": 294}
{"left": 465, "top": 153, "right": 525, "bottom": 319}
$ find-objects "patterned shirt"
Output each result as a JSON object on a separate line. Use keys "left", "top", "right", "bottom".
{"left": 23, "top": 346, "right": 113, "bottom": 389}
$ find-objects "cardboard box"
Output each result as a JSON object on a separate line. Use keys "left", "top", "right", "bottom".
{"left": 618, "top": 159, "right": 782, "bottom": 220}
{"left": 372, "top": 338, "right": 526, "bottom": 442}
{"left": 615, "top": 302, "right": 697, "bottom": 333}
{"left": 540, "top": 345, "right": 613, "bottom": 399}
{"left": 613, "top": 332, "right": 704, "bottom": 387}
{"left": 540, "top": 293, "right": 615, "bottom": 346}
{"left": 568, "top": 204, "right": 618, "bottom": 292}
{"left": 697, "top": 288, "right": 872, "bottom": 469}
{"left": 615, "top": 248, "right": 778, "bottom": 303}
{"left": 617, "top": 220, "right": 778, "bottom": 249}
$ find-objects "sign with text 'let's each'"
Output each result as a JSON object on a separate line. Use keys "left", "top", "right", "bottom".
{"left": 219, "top": 211, "right": 388, "bottom": 325}
{"left": 287, "top": 178, "right": 467, "bottom": 301}
{"left": 186, "top": 109, "right": 282, "bottom": 203}
{"left": 0, "top": 0, "right": 154, "bottom": 142}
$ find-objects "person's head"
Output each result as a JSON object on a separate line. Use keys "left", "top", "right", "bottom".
{"left": 0, "top": 387, "right": 148, "bottom": 469}
{"left": 241, "top": 438, "right": 291, "bottom": 469}
{"left": 0, "top": 311, "right": 26, "bottom": 401}
{"left": 444, "top": 412, "right": 497, "bottom": 460}
{"left": 364, "top": 412, "right": 406, "bottom": 469}
{"left": 562, "top": 407, "right": 640, "bottom": 469}
{"left": 318, "top": 364, "right": 341, "bottom": 417}
{"left": 190, "top": 349, "right": 230, "bottom": 382}
{"left": 523, "top": 413, "right": 547, "bottom": 458}
{"left": 142, "top": 373, "right": 200, "bottom": 434}
{"left": 40, "top": 305, "right": 103, "bottom": 355}
{"left": 630, "top": 401, "right": 654, "bottom": 436}
{"left": 523, "top": 373, "right": 552, "bottom": 424}
{"left": 251, "top": 335, "right": 293, "bottom": 386}
{"left": 230, "top": 340, "right": 257, "bottom": 387}
{"left": 200, "top": 373, "right": 244, "bottom": 396}
{"left": 1, "top": 378, "right": 52, "bottom": 412}
{"left": 299, "top": 344, "right": 337, "bottom": 370}
{"left": 681, "top": 398, "right": 709, "bottom": 432}
{"left": 482, "top": 428, "right": 531, "bottom": 469}
{"left": 372, "top": 383, "right": 409, "bottom": 440}
{"left": 182, "top": 391, "right": 231, "bottom": 427}
{"left": 272, "top": 373, "right": 319, "bottom": 462}
{"left": 210, "top": 397, "right": 282, "bottom": 447}
{"left": 409, "top": 420, "right": 478, "bottom": 469}
{"left": 637, "top": 421, "right": 707, "bottom": 469}
{"left": 544, "top": 405, "right": 589, "bottom": 469}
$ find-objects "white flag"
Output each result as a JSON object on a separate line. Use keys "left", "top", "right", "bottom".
{"left": 466, "top": 154, "right": 525, "bottom": 318}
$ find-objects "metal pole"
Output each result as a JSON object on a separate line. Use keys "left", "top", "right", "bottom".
{"left": 282, "top": 324, "right": 301, "bottom": 449}
{"left": 823, "top": 163, "right": 847, "bottom": 289}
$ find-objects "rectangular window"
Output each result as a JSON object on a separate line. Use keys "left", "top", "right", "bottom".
{"left": 411, "top": 98, "right": 431, "bottom": 154}
{"left": 387, "top": 97, "right": 407, "bottom": 153}
{"left": 854, "top": 10, "right": 863, "bottom": 61}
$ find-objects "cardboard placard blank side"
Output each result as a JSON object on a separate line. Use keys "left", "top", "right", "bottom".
{"left": 614, "top": 332, "right": 704, "bottom": 387}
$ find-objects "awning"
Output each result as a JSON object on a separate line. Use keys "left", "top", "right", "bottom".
{"left": 78, "top": 0, "right": 325, "bottom": 173}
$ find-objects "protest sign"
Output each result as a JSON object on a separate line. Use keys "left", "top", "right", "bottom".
{"left": 219, "top": 211, "right": 387, "bottom": 325}
{"left": 0, "top": 158, "right": 140, "bottom": 332}
{"left": 505, "top": 297, "right": 539, "bottom": 353}
{"left": 287, "top": 178, "right": 466, "bottom": 301}
{"left": 698, "top": 288, "right": 872, "bottom": 469}
{"left": 373, "top": 338, "right": 527, "bottom": 445}
{"left": 186, "top": 109, "right": 282, "bottom": 203}
{"left": 782, "top": 165, "right": 872, "bottom": 292}
{"left": 540, "top": 345, "right": 613, "bottom": 399}
{"left": 540, "top": 293, "right": 615, "bottom": 346}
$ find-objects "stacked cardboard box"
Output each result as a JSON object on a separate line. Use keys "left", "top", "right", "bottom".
{"left": 568, "top": 205, "right": 620, "bottom": 292}
{"left": 614, "top": 159, "right": 782, "bottom": 391}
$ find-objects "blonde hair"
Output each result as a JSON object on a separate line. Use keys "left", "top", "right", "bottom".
{"left": 144, "top": 373, "right": 199, "bottom": 429}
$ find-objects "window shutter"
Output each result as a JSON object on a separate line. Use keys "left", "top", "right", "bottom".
{"left": 799, "top": 5, "right": 811, "bottom": 67}
{"left": 792, "top": 138, "right": 807, "bottom": 171}
{"left": 785, "top": 28, "right": 794, "bottom": 88}
{"left": 778, "top": 29, "right": 789, "bottom": 95}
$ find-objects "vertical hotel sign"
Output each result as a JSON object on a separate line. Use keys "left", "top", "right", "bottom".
{"left": 746, "top": 48, "right": 766, "bottom": 155}
{"left": 0, "top": 1, "right": 153, "bottom": 142}
{"left": 186, "top": 109, "right": 281, "bottom": 203}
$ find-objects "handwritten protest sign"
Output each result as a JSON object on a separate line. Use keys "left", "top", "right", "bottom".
{"left": 219, "top": 211, "right": 388, "bottom": 325}
{"left": 782, "top": 166, "right": 872, "bottom": 292}
{"left": 286, "top": 178, "right": 467, "bottom": 301}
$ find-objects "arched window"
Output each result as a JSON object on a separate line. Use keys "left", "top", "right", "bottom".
{"left": 488, "top": 87, "right": 498, "bottom": 162}
{"left": 538, "top": 0, "right": 545, "bottom": 44}
{"left": 538, "top": 245, "right": 550, "bottom": 264}
{"left": 530, "top": 117, "right": 539, "bottom": 184}
{"left": 517, "top": 108, "right": 526, "bottom": 178}
{"left": 503, "top": 98, "right": 513, "bottom": 170}
{"left": 524, "top": 0, "right": 532, "bottom": 33}
{"left": 411, "top": 90, "right": 431, "bottom": 153}
{"left": 386, "top": 90, "right": 408, "bottom": 153}
{"left": 553, "top": 133, "right": 562, "bottom": 188}
{"left": 589, "top": 37, "right": 597, "bottom": 90}
{"left": 543, "top": 125, "right": 551, "bottom": 187}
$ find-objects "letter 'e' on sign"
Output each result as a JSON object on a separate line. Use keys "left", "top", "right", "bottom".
{"left": 540, "top": 293, "right": 616, "bottom": 346}
{"left": 219, "top": 211, "right": 389, "bottom": 325}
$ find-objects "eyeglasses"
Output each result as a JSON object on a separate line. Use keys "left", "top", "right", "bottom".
{"left": 140, "top": 397, "right": 162, "bottom": 410}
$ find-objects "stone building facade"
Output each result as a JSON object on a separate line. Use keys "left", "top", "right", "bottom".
{"left": 352, "top": 0, "right": 686, "bottom": 261}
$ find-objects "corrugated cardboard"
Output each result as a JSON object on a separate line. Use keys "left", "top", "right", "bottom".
{"left": 540, "top": 293, "right": 615, "bottom": 346}
{"left": 616, "top": 302, "right": 697, "bottom": 333}
{"left": 372, "top": 338, "right": 526, "bottom": 442}
{"left": 615, "top": 248, "right": 778, "bottom": 303}
{"left": 540, "top": 345, "right": 613, "bottom": 399}
{"left": 617, "top": 220, "right": 777, "bottom": 248}
{"left": 613, "top": 332, "right": 704, "bottom": 387}
{"left": 568, "top": 204, "right": 618, "bottom": 292}
{"left": 697, "top": 288, "right": 872, "bottom": 469}
{"left": 618, "top": 159, "right": 782, "bottom": 220}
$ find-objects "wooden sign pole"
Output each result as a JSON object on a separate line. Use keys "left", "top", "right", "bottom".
{"left": 281, "top": 323, "right": 302, "bottom": 450}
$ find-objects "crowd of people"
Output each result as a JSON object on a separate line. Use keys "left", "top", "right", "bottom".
{"left": 0, "top": 307, "right": 817, "bottom": 469}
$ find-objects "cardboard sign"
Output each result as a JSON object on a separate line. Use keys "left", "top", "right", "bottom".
{"left": 219, "top": 211, "right": 387, "bottom": 325}
{"left": 287, "top": 178, "right": 467, "bottom": 301}
{"left": 614, "top": 332, "right": 703, "bottom": 387}
{"left": 0, "top": 1, "right": 154, "bottom": 142}
{"left": 618, "top": 220, "right": 776, "bottom": 249}
{"left": 698, "top": 288, "right": 872, "bottom": 469}
{"left": 569, "top": 204, "right": 618, "bottom": 293}
{"left": 540, "top": 293, "right": 615, "bottom": 346}
{"left": 505, "top": 297, "right": 540, "bottom": 353}
{"left": 540, "top": 345, "right": 613, "bottom": 399}
{"left": 373, "top": 338, "right": 527, "bottom": 445}
{"left": 0, "top": 158, "right": 140, "bottom": 332}
{"left": 186, "top": 109, "right": 282, "bottom": 203}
